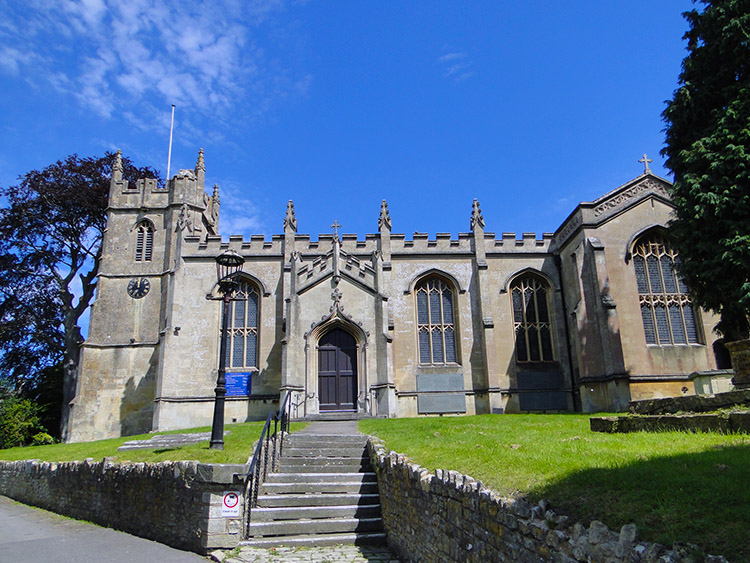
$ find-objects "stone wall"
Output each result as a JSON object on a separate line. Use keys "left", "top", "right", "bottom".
{"left": 0, "top": 458, "right": 249, "bottom": 553}
{"left": 590, "top": 412, "right": 750, "bottom": 434}
{"left": 368, "top": 439, "right": 727, "bottom": 563}
{"left": 629, "top": 388, "right": 750, "bottom": 415}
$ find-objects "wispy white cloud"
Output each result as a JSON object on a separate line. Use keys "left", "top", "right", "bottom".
{"left": 437, "top": 50, "right": 474, "bottom": 82}
{"left": 0, "top": 0, "right": 307, "bottom": 136}
{"left": 218, "top": 183, "right": 268, "bottom": 238}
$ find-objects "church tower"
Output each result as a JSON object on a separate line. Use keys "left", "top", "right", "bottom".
{"left": 67, "top": 150, "right": 220, "bottom": 441}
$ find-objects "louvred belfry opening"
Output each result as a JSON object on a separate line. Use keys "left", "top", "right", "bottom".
{"left": 135, "top": 220, "right": 154, "bottom": 262}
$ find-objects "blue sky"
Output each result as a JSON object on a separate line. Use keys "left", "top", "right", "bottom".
{"left": 1, "top": 0, "right": 694, "bottom": 240}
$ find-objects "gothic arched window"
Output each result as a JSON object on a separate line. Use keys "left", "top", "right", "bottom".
{"left": 225, "top": 281, "right": 260, "bottom": 369}
{"left": 134, "top": 220, "right": 154, "bottom": 262}
{"left": 511, "top": 273, "right": 555, "bottom": 362}
{"left": 416, "top": 276, "right": 457, "bottom": 364}
{"left": 632, "top": 234, "right": 700, "bottom": 345}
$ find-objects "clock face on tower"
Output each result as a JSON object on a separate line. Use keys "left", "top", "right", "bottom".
{"left": 127, "top": 277, "right": 150, "bottom": 299}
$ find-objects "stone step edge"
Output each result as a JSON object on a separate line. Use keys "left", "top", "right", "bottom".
{"left": 252, "top": 503, "right": 381, "bottom": 514}
{"left": 238, "top": 531, "right": 386, "bottom": 548}
{"left": 268, "top": 472, "right": 376, "bottom": 478}
{"left": 248, "top": 516, "right": 383, "bottom": 529}
{"left": 257, "top": 493, "right": 380, "bottom": 500}
{"left": 286, "top": 435, "right": 367, "bottom": 440}
{"left": 279, "top": 460, "right": 370, "bottom": 465}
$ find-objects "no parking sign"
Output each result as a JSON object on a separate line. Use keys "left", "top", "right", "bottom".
{"left": 221, "top": 491, "right": 241, "bottom": 517}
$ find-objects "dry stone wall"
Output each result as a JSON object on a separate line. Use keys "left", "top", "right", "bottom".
{"left": 367, "top": 439, "right": 727, "bottom": 563}
{"left": 591, "top": 412, "right": 750, "bottom": 434}
{"left": 0, "top": 458, "right": 249, "bottom": 553}
{"left": 629, "top": 389, "right": 750, "bottom": 415}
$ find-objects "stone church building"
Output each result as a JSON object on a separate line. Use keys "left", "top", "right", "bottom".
{"left": 66, "top": 150, "right": 730, "bottom": 442}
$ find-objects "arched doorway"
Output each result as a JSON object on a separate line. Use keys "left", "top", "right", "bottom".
{"left": 318, "top": 328, "right": 357, "bottom": 411}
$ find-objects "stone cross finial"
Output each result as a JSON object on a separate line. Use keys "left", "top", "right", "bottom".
{"left": 470, "top": 198, "right": 484, "bottom": 231}
{"left": 196, "top": 148, "right": 205, "bottom": 172}
{"left": 113, "top": 149, "right": 123, "bottom": 172}
{"left": 331, "top": 220, "right": 341, "bottom": 239}
{"left": 378, "top": 200, "right": 392, "bottom": 231}
{"left": 639, "top": 154, "right": 653, "bottom": 174}
{"left": 284, "top": 200, "right": 297, "bottom": 232}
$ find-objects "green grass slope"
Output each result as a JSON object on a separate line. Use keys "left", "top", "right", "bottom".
{"left": 360, "top": 414, "right": 750, "bottom": 561}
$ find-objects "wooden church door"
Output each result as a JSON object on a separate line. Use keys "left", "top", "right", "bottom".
{"left": 318, "top": 328, "right": 357, "bottom": 411}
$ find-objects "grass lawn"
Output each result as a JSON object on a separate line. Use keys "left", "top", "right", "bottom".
{"left": 0, "top": 421, "right": 305, "bottom": 465}
{"left": 360, "top": 414, "right": 750, "bottom": 561}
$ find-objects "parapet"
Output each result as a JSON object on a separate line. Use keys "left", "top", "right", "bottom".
{"left": 181, "top": 230, "right": 553, "bottom": 259}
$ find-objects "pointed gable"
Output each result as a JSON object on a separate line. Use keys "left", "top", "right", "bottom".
{"left": 552, "top": 173, "right": 673, "bottom": 250}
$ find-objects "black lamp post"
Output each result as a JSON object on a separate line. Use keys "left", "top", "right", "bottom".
{"left": 210, "top": 248, "right": 245, "bottom": 450}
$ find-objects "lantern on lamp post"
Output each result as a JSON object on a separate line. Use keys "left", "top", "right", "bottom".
{"left": 210, "top": 248, "right": 245, "bottom": 450}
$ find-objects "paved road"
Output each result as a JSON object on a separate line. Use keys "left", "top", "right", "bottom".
{"left": 0, "top": 495, "right": 206, "bottom": 562}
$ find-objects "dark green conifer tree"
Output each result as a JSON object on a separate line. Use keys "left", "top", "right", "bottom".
{"left": 662, "top": 0, "right": 750, "bottom": 341}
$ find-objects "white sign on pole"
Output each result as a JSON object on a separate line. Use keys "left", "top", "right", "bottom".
{"left": 221, "top": 491, "right": 241, "bottom": 517}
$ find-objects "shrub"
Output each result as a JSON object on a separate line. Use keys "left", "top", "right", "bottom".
{"left": 31, "top": 432, "right": 55, "bottom": 446}
{"left": 0, "top": 396, "right": 44, "bottom": 448}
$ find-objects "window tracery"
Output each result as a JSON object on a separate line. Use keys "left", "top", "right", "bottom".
{"left": 511, "top": 273, "right": 555, "bottom": 362}
{"left": 224, "top": 281, "right": 259, "bottom": 369}
{"left": 632, "top": 234, "right": 699, "bottom": 345}
{"left": 416, "top": 276, "right": 457, "bottom": 364}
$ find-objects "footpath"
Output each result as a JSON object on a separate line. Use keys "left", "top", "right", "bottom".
{"left": 0, "top": 495, "right": 204, "bottom": 562}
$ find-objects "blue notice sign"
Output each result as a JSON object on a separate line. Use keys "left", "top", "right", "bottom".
{"left": 225, "top": 372, "right": 251, "bottom": 396}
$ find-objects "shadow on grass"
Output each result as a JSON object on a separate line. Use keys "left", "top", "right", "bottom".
{"left": 529, "top": 443, "right": 750, "bottom": 561}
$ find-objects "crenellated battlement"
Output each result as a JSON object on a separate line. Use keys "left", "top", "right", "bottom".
{"left": 107, "top": 149, "right": 220, "bottom": 243}
{"left": 109, "top": 163, "right": 170, "bottom": 210}
{"left": 180, "top": 229, "right": 553, "bottom": 259}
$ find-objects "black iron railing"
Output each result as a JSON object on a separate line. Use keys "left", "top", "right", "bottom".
{"left": 243, "top": 391, "right": 292, "bottom": 536}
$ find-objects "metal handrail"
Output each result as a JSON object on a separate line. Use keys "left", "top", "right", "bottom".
{"left": 243, "top": 391, "right": 292, "bottom": 537}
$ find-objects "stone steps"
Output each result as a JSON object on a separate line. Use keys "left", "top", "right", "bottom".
{"left": 264, "top": 472, "right": 377, "bottom": 484}
{"left": 243, "top": 428, "right": 385, "bottom": 548}
{"left": 283, "top": 447, "right": 368, "bottom": 457}
{"left": 277, "top": 459, "right": 369, "bottom": 472}
{"left": 250, "top": 503, "right": 382, "bottom": 521}
{"left": 285, "top": 435, "right": 368, "bottom": 447}
{"left": 260, "top": 481, "right": 380, "bottom": 495}
{"left": 256, "top": 493, "right": 380, "bottom": 508}
{"left": 242, "top": 531, "right": 387, "bottom": 548}
{"left": 247, "top": 516, "right": 383, "bottom": 537}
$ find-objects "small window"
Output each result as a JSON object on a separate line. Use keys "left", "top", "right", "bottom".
{"left": 632, "top": 234, "right": 700, "bottom": 345}
{"left": 416, "top": 276, "right": 457, "bottom": 364}
{"left": 511, "top": 273, "right": 555, "bottom": 362}
{"left": 224, "top": 281, "right": 259, "bottom": 369}
{"left": 135, "top": 220, "right": 154, "bottom": 262}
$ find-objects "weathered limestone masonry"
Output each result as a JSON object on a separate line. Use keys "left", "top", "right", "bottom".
{"left": 590, "top": 411, "right": 750, "bottom": 434}
{"left": 367, "top": 439, "right": 728, "bottom": 563}
{"left": 69, "top": 156, "right": 728, "bottom": 442}
{"left": 0, "top": 459, "right": 249, "bottom": 553}
{"left": 590, "top": 388, "right": 750, "bottom": 434}
{"left": 628, "top": 388, "right": 750, "bottom": 415}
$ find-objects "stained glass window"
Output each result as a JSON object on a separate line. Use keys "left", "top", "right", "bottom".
{"left": 633, "top": 235, "right": 700, "bottom": 345}
{"left": 416, "top": 277, "right": 457, "bottom": 364}
{"left": 224, "top": 281, "right": 260, "bottom": 369}
{"left": 511, "top": 274, "right": 555, "bottom": 363}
